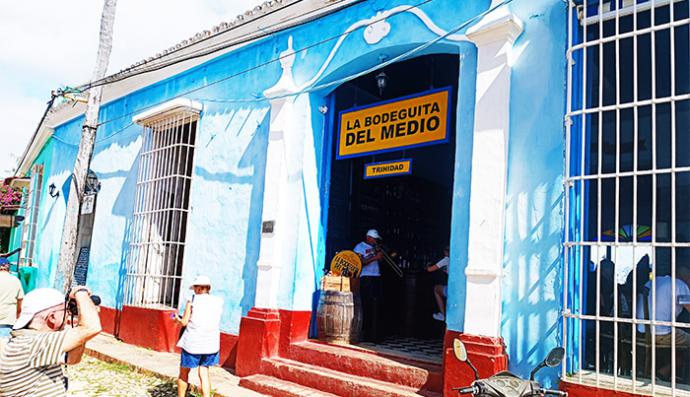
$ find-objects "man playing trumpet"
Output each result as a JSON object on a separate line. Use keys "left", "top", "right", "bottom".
{"left": 354, "top": 229, "right": 384, "bottom": 343}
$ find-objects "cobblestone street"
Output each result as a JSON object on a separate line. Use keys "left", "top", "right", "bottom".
{"left": 66, "top": 356, "right": 184, "bottom": 397}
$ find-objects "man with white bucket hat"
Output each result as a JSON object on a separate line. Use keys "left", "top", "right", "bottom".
{"left": 0, "top": 287, "right": 101, "bottom": 396}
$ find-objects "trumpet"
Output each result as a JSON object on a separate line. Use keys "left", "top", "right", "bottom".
{"left": 374, "top": 243, "right": 403, "bottom": 278}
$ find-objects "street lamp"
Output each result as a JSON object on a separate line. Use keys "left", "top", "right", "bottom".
{"left": 376, "top": 54, "right": 389, "bottom": 97}
{"left": 376, "top": 71, "right": 388, "bottom": 97}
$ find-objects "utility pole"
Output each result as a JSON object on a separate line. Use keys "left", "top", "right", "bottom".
{"left": 55, "top": 0, "right": 118, "bottom": 292}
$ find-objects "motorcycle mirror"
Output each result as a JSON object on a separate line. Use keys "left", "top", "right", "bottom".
{"left": 453, "top": 338, "right": 479, "bottom": 380}
{"left": 530, "top": 346, "right": 565, "bottom": 380}
{"left": 545, "top": 347, "right": 565, "bottom": 368}
{"left": 453, "top": 339, "right": 468, "bottom": 362}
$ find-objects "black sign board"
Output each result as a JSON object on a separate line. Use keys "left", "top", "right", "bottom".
{"left": 73, "top": 247, "right": 91, "bottom": 286}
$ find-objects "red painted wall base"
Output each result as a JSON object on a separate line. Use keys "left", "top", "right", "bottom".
{"left": 560, "top": 380, "right": 645, "bottom": 397}
{"left": 99, "top": 306, "right": 118, "bottom": 336}
{"left": 278, "top": 309, "right": 311, "bottom": 355}
{"left": 443, "top": 330, "right": 509, "bottom": 397}
{"left": 235, "top": 308, "right": 313, "bottom": 376}
{"left": 118, "top": 305, "right": 181, "bottom": 352}
{"left": 236, "top": 308, "right": 281, "bottom": 377}
{"left": 97, "top": 305, "right": 238, "bottom": 368}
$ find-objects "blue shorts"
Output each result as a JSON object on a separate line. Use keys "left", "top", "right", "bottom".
{"left": 0, "top": 325, "right": 12, "bottom": 338}
{"left": 180, "top": 349, "right": 219, "bottom": 368}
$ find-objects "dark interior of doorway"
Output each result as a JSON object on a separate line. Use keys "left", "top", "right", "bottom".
{"left": 325, "top": 54, "right": 459, "bottom": 362}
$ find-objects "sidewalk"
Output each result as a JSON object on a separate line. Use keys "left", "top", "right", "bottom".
{"left": 85, "top": 334, "right": 265, "bottom": 397}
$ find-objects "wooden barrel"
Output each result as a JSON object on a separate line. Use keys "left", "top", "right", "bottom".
{"left": 317, "top": 290, "right": 355, "bottom": 344}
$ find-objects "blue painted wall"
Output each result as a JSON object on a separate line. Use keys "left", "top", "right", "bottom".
{"left": 18, "top": 0, "right": 568, "bottom": 380}
{"left": 501, "top": 0, "right": 567, "bottom": 386}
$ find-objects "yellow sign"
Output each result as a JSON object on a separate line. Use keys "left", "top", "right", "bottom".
{"left": 330, "top": 250, "right": 362, "bottom": 277}
{"left": 337, "top": 87, "right": 451, "bottom": 159}
{"left": 364, "top": 159, "right": 412, "bottom": 179}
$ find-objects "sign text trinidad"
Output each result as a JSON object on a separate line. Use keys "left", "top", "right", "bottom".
{"left": 336, "top": 87, "right": 451, "bottom": 159}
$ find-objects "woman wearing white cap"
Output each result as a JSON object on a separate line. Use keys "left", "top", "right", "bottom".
{"left": 173, "top": 275, "right": 224, "bottom": 397}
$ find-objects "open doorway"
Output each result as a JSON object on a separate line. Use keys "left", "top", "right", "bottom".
{"left": 324, "top": 54, "right": 459, "bottom": 362}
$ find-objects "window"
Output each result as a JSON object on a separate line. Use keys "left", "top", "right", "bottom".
{"left": 564, "top": 0, "right": 690, "bottom": 394}
{"left": 124, "top": 102, "right": 199, "bottom": 308}
{"left": 19, "top": 165, "right": 43, "bottom": 267}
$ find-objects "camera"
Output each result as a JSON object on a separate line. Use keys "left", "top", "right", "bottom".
{"left": 66, "top": 292, "right": 101, "bottom": 316}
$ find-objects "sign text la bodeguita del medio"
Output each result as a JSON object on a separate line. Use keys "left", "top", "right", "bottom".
{"left": 337, "top": 87, "right": 451, "bottom": 159}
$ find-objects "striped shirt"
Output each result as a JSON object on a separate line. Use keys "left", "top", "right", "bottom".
{"left": 0, "top": 329, "right": 68, "bottom": 397}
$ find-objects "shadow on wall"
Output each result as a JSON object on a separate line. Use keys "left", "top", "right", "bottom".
{"left": 110, "top": 157, "right": 140, "bottom": 312}
{"left": 238, "top": 111, "right": 269, "bottom": 317}
{"left": 498, "top": 0, "right": 568, "bottom": 387}
{"left": 192, "top": 107, "right": 270, "bottom": 321}
{"left": 501, "top": 180, "right": 564, "bottom": 387}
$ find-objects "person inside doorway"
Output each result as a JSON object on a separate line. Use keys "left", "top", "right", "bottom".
{"left": 354, "top": 229, "right": 384, "bottom": 343}
{"left": 426, "top": 246, "right": 449, "bottom": 322}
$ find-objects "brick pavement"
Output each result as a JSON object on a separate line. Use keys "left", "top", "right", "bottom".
{"left": 84, "top": 334, "right": 265, "bottom": 397}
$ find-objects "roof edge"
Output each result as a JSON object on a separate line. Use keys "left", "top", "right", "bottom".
{"left": 15, "top": 0, "right": 359, "bottom": 175}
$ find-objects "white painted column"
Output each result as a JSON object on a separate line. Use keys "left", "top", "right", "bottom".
{"left": 254, "top": 99, "right": 288, "bottom": 309}
{"left": 254, "top": 36, "right": 305, "bottom": 309}
{"left": 463, "top": 9, "right": 523, "bottom": 337}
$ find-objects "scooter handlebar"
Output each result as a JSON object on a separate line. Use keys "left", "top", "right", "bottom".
{"left": 453, "top": 385, "right": 479, "bottom": 395}
{"left": 539, "top": 389, "right": 568, "bottom": 396}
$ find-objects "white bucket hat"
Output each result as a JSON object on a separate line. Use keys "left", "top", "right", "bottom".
{"left": 366, "top": 229, "right": 381, "bottom": 240}
{"left": 190, "top": 275, "right": 212, "bottom": 289}
{"left": 14, "top": 288, "right": 65, "bottom": 330}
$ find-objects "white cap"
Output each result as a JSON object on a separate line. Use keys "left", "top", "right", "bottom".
{"left": 366, "top": 229, "right": 381, "bottom": 240}
{"left": 190, "top": 275, "right": 212, "bottom": 289}
{"left": 14, "top": 288, "right": 65, "bottom": 330}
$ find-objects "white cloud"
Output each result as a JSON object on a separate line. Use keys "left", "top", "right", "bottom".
{"left": 0, "top": 0, "right": 264, "bottom": 176}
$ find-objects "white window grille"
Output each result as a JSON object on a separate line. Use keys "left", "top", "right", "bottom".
{"left": 19, "top": 165, "right": 43, "bottom": 267}
{"left": 124, "top": 101, "right": 200, "bottom": 308}
{"left": 564, "top": 0, "right": 690, "bottom": 395}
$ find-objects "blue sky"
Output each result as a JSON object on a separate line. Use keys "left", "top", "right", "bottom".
{"left": 0, "top": 0, "right": 264, "bottom": 175}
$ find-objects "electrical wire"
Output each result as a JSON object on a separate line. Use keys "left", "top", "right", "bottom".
{"left": 95, "top": 0, "right": 365, "bottom": 85}
{"left": 105, "top": 0, "right": 311, "bottom": 77}
{"left": 44, "top": 0, "right": 513, "bottom": 148}
{"left": 87, "top": 0, "right": 449, "bottom": 129}
{"left": 14, "top": 94, "right": 57, "bottom": 176}
{"left": 196, "top": 0, "right": 507, "bottom": 105}
{"left": 16, "top": 0, "right": 360, "bottom": 159}
{"left": 77, "top": 0, "right": 366, "bottom": 91}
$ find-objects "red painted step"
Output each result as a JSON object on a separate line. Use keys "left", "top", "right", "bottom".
{"left": 261, "top": 356, "right": 443, "bottom": 397}
{"left": 240, "top": 374, "right": 339, "bottom": 397}
{"left": 286, "top": 341, "right": 443, "bottom": 392}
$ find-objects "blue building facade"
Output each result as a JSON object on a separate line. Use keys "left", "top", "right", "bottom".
{"left": 10, "top": 0, "right": 584, "bottom": 395}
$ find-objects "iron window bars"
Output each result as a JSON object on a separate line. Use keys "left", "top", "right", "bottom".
{"left": 124, "top": 110, "right": 198, "bottom": 309}
{"left": 564, "top": 0, "right": 690, "bottom": 395}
